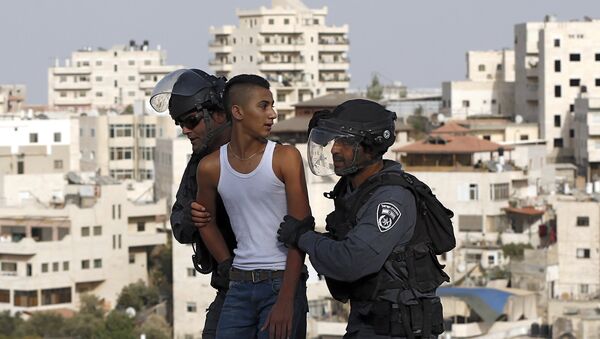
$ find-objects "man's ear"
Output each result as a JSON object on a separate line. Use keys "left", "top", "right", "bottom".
{"left": 231, "top": 105, "right": 243, "bottom": 121}
{"left": 212, "top": 111, "right": 228, "bottom": 124}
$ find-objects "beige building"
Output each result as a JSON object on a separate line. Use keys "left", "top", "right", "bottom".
{"left": 574, "top": 95, "right": 600, "bottom": 180}
{"left": 514, "top": 16, "right": 600, "bottom": 160}
{"left": 552, "top": 196, "right": 600, "bottom": 301}
{"left": 441, "top": 50, "right": 515, "bottom": 119}
{"left": 79, "top": 112, "right": 177, "bottom": 181}
{"left": 0, "top": 175, "right": 167, "bottom": 314}
{"left": 0, "top": 85, "right": 26, "bottom": 114}
{"left": 48, "top": 41, "right": 182, "bottom": 111}
{"left": 208, "top": 0, "right": 350, "bottom": 119}
{"left": 0, "top": 116, "right": 80, "bottom": 176}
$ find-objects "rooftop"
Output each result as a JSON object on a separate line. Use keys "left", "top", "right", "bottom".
{"left": 393, "top": 135, "right": 511, "bottom": 154}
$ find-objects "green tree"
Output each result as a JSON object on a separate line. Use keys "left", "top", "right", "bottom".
{"left": 123, "top": 104, "right": 134, "bottom": 114}
{"left": 63, "top": 313, "right": 105, "bottom": 338}
{"left": 136, "top": 314, "right": 171, "bottom": 339}
{"left": 98, "top": 310, "right": 136, "bottom": 339}
{"left": 0, "top": 311, "right": 24, "bottom": 338}
{"left": 116, "top": 280, "right": 160, "bottom": 311}
{"left": 502, "top": 243, "right": 533, "bottom": 260}
{"left": 14, "top": 312, "right": 65, "bottom": 338}
{"left": 79, "top": 293, "right": 105, "bottom": 318}
{"left": 366, "top": 74, "right": 384, "bottom": 100}
{"left": 407, "top": 106, "right": 429, "bottom": 140}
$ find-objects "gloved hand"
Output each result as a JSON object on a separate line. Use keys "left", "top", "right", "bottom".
{"left": 217, "top": 257, "right": 233, "bottom": 278}
{"left": 277, "top": 215, "right": 315, "bottom": 248}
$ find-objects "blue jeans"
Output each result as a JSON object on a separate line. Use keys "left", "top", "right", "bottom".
{"left": 202, "top": 290, "right": 227, "bottom": 339}
{"left": 216, "top": 277, "right": 307, "bottom": 339}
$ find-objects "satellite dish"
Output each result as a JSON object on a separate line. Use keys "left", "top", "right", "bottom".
{"left": 515, "top": 115, "right": 524, "bottom": 124}
{"left": 457, "top": 263, "right": 466, "bottom": 273}
{"left": 125, "top": 307, "right": 136, "bottom": 318}
{"left": 437, "top": 113, "right": 446, "bottom": 123}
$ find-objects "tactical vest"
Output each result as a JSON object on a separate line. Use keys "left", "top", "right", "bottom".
{"left": 323, "top": 161, "right": 454, "bottom": 338}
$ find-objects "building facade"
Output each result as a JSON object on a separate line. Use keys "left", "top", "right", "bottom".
{"left": 79, "top": 113, "right": 176, "bottom": 181}
{"left": 48, "top": 41, "right": 181, "bottom": 111}
{"left": 0, "top": 85, "right": 26, "bottom": 114}
{"left": 208, "top": 0, "right": 350, "bottom": 118}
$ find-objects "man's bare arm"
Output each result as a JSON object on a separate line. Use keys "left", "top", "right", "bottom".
{"left": 195, "top": 154, "right": 231, "bottom": 263}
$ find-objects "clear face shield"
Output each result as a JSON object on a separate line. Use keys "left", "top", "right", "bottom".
{"left": 149, "top": 69, "right": 187, "bottom": 112}
{"left": 307, "top": 128, "right": 361, "bottom": 176}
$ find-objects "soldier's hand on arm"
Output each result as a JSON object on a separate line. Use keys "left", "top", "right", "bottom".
{"left": 195, "top": 155, "right": 231, "bottom": 264}
{"left": 277, "top": 215, "right": 315, "bottom": 247}
{"left": 190, "top": 201, "right": 212, "bottom": 228}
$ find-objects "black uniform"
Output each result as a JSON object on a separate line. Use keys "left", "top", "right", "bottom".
{"left": 297, "top": 162, "right": 439, "bottom": 338}
{"left": 171, "top": 150, "right": 236, "bottom": 339}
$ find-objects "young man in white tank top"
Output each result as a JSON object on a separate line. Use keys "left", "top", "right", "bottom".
{"left": 193, "top": 74, "right": 312, "bottom": 339}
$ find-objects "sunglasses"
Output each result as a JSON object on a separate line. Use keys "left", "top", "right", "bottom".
{"left": 176, "top": 112, "right": 204, "bottom": 129}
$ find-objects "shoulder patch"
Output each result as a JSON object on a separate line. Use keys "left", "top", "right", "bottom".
{"left": 376, "top": 202, "right": 401, "bottom": 232}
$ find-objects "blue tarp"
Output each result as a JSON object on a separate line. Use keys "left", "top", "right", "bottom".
{"left": 437, "top": 287, "right": 514, "bottom": 323}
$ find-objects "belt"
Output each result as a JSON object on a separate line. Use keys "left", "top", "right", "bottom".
{"left": 229, "top": 268, "right": 285, "bottom": 283}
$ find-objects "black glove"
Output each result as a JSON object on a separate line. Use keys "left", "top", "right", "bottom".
{"left": 277, "top": 215, "right": 315, "bottom": 247}
{"left": 217, "top": 257, "right": 233, "bottom": 279}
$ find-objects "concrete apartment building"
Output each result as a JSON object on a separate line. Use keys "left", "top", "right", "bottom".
{"left": 551, "top": 196, "right": 600, "bottom": 301}
{"left": 79, "top": 112, "right": 177, "bottom": 181}
{"left": 574, "top": 95, "right": 600, "bottom": 181}
{"left": 441, "top": 50, "right": 515, "bottom": 120}
{"left": 0, "top": 85, "right": 26, "bottom": 114}
{"left": 0, "top": 116, "right": 80, "bottom": 176}
{"left": 0, "top": 175, "right": 168, "bottom": 314}
{"left": 514, "top": 16, "right": 600, "bottom": 160}
{"left": 208, "top": 0, "right": 350, "bottom": 119}
{"left": 48, "top": 40, "right": 181, "bottom": 111}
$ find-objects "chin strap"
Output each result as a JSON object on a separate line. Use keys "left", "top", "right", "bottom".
{"left": 335, "top": 143, "right": 382, "bottom": 176}
{"left": 195, "top": 107, "right": 231, "bottom": 153}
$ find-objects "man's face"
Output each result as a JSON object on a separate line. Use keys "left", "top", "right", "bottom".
{"left": 238, "top": 87, "right": 277, "bottom": 138}
{"left": 178, "top": 110, "right": 208, "bottom": 152}
{"left": 331, "top": 136, "right": 361, "bottom": 175}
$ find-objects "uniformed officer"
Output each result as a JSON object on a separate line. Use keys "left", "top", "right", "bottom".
{"left": 277, "top": 99, "right": 445, "bottom": 338}
{"left": 150, "top": 69, "right": 236, "bottom": 339}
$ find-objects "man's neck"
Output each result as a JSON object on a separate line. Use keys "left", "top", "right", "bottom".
{"left": 348, "top": 160, "right": 384, "bottom": 189}
{"left": 208, "top": 125, "right": 232, "bottom": 153}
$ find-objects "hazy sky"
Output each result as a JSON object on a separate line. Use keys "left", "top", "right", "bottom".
{"left": 2, "top": 0, "right": 600, "bottom": 104}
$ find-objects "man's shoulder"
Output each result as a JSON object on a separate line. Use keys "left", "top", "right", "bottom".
{"left": 197, "top": 149, "right": 221, "bottom": 176}
{"left": 273, "top": 143, "right": 301, "bottom": 161}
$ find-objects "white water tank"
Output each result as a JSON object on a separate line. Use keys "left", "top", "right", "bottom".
{"left": 586, "top": 183, "right": 593, "bottom": 194}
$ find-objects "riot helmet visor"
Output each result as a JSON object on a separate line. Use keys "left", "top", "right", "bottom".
{"left": 308, "top": 127, "right": 361, "bottom": 176}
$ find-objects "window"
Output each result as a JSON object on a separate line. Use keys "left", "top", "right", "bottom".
{"left": 462, "top": 100, "right": 470, "bottom": 108}
{"left": 54, "top": 132, "right": 61, "bottom": 142}
{"left": 277, "top": 93, "right": 287, "bottom": 103}
{"left": 313, "top": 19, "right": 319, "bottom": 25}
{"left": 596, "top": 79, "right": 600, "bottom": 87}
{"left": 570, "top": 104, "right": 574, "bottom": 113}
{"left": 81, "top": 227, "right": 90, "bottom": 237}
{"left": 570, "top": 79, "right": 581, "bottom": 87}
{"left": 128, "top": 75, "right": 135, "bottom": 81}
{"left": 577, "top": 216, "right": 590, "bottom": 226}
{"left": 93, "top": 259, "right": 102, "bottom": 268}
{"left": 52, "top": 262, "right": 59, "bottom": 272}
{"left": 496, "top": 64, "right": 502, "bottom": 71}
{"left": 93, "top": 226, "right": 102, "bottom": 236}
{"left": 520, "top": 135, "right": 529, "bottom": 141}
{"left": 554, "top": 85, "right": 561, "bottom": 98}
{"left": 0, "top": 289, "right": 9, "bottom": 303}
{"left": 490, "top": 183, "right": 509, "bottom": 201}
{"left": 478, "top": 64, "right": 485, "bottom": 72}
{"left": 59, "top": 92, "right": 67, "bottom": 98}
{"left": 53, "top": 160, "right": 63, "bottom": 170}
{"left": 570, "top": 129, "right": 574, "bottom": 138}
{"left": 570, "top": 53, "right": 581, "bottom": 62}
{"left": 284, "top": 18, "right": 290, "bottom": 25}
{"left": 1, "top": 262, "right": 17, "bottom": 275}
{"left": 81, "top": 260, "right": 90, "bottom": 269}
{"left": 129, "top": 253, "right": 135, "bottom": 264}
{"left": 554, "top": 60, "right": 561, "bottom": 72}
{"left": 458, "top": 215, "right": 483, "bottom": 232}
{"left": 29, "top": 133, "right": 38, "bottom": 143}
{"left": 128, "top": 60, "right": 135, "bottom": 66}
{"left": 109, "top": 147, "right": 134, "bottom": 160}
{"left": 42, "top": 263, "right": 48, "bottom": 273}
{"left": 144, "top": 60, "right": 151, "bottom": 66}
{"left": 138, "top": 124, "right": 156, "bottom": 138}
{"left": 137, "top": 222, "right": 145, "bottom": 232}
{"left": 90, "top": 128, "right": 95, "bottom": 137}
{"left": 268, "top": 18, "right": 274, "bottom": 25}
{"left": 41, "top": 287, "right": 71, "bottom": 305}
{"left": 96, "top": 92, "right": 103, "bottom": 97}
{"left": 95, "top": 76, "right": 103, "bottom": 82}
{"left": 187, "top": 268, "right": 196, "bottom": 277}
{"left": 576, "top": 248, "right": 591, "bottom": 259}
{"left": 483, "top": 135, "right": 491, "bottom": 141}
{"left": 114, "top": 65, "right": 118, "bottom": 72}
{"left": 118, "top": 234, "right": 122, "bottom": 249}
{"left": 488, "top": 255, "right": 495, "bottom": 265}
{"left": 187, "top": 302, "right": 197, "bottom": 312}
{"left": 17, "top": 159, "right": 24, "bottom": 174}
{"left": 554, "top": 138, "right": 563, "bottom": 148}
{"left": 580, "top": 284, "right": 589, "bottom": 294}
{"left": 14, "top": 290, "right": 38, "bottom": 307}
{"left": 63, "top": 261, "right": 69, "bottom": 271}
{"left": 554, "top": 39, "right": 560, "bottom": 47}
{"left": 596, "top": 53, "right": 600, "bottom": 61}
{"left": 469, "top": 184, "right": 478, "bottom": 200}
{"left": 554, "top": 115, "right": 561, "bottom": 127}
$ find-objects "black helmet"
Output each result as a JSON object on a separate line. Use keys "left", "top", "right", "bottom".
{"left": 307, "top": 99, "right": 397, "bottom": 176}
{"left": 150, "top": 69, "right": 226, "bottom": 121}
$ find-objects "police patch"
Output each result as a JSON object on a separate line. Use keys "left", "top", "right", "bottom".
{"left": 376, "top": 202, "right": 401, "bottom": 232}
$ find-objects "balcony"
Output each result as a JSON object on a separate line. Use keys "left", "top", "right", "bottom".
{"left": 0, "top": 237, "right": 37, "bottom": 255}
{"left": 138, "top": 66, "right": 173, "bottom": 75}
{"left": 52, "top": 67, "right": 91, "bottom": 75}
{"left": 53, "top": 82, "right": 92, "bottom": 90}
{"left": 52, "top": 97, "right": 92, "bottom": 106}
{"left": 127, "top": 232, "right": 167, "bottom": 248}
{"left": 258, "top": 41, "right": 305, "bottom": 53}
{"left": 318, "top": 61, "right": 350, "bottom": 71}
{"left": 139, "top": 81, "right": 156, "bottom": 90}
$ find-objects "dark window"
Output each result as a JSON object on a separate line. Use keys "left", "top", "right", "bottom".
{"left": 17, "top": 159, "right": 24, "bottom": 174}
{"left": 29, "top": 133, "right": 38, "bottom": 143}
{"left": 53, "top": 133, "right": 61, "bottom": 142}
{"left": 555, "top": 85, "right": 562, "bottom": 98}
{"left": 81, "top": 260, "right": 90, "bottom": 269}
{"left": 14, "top": 290, "right": 37, "bottom": 307}
{"left": 577, "top": 248, "right": 591, "bottom": 258}
{"left": 520, "top": 135, "right": 529, "bottom": 141}
{"left": 577, "top": 216, "right": 590, "bottom": 226}
{"left": 570, "top": 53, "right": 581, "bottom": 62}
{"left": 555, "top": 60, "right": 561, "bottom": 72}
{"left": 554, "top": 39, "right": 560, "bottom": 47}
{"left": 554, "top": 138, "right": 563, "bottom": 148}
{"left": 596, "top": 79, "right": 600, "bottom": 87}
{"left": 570, "top": 104, "right": 575, "bottom": 113}
{"left": 570, "top": 129, "right": 575, "bottom": 138}
{"left": 483, "top": 135, "right": 491, "bottom": 141}
{"left": 41, "top": 287, "right": 71, "bottom": 305}
{"left": 137, "top": 222, "right": 145, "bottom": 232}
{"left": 554, "top": 115, "right": 561, "bottom": 127}
{"left": 570, "top": 79, "right": 581, "bottom": 87}
{"left": 596, "top": 53, "right": 600, "bottom": 61}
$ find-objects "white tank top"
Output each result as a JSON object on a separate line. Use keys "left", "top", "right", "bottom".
{"left": 218, "top": 140, "right": 288, "bottom": 270}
